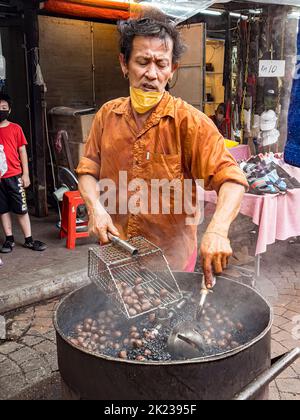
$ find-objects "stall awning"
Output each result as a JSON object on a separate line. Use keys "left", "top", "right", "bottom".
{"left": 43, "top": 0, "right": 132, "bottom": 21}
{"left": 42, "top": 0, "right": 300, "bottom": 23}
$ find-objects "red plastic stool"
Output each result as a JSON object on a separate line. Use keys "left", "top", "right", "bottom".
{"left": 60, "top": 191, "right": 89, "bottom": 249}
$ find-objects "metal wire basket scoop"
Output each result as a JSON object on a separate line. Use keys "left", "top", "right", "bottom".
{"left": 88, "top": 235, "right": 183, "bottom": 319}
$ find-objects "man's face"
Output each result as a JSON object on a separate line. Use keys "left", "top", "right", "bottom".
{"left": 0, "top": 100, "right": 10, "bottom": 112}
{"left": 120, "top": 35, "right": 178, "bottom": 93}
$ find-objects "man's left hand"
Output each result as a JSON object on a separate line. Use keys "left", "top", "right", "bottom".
{"left": 21, "top": 174, "right": 31, "bottom": 188}
{"left": 200, "top": 231, "right": 233, "bottom": 288}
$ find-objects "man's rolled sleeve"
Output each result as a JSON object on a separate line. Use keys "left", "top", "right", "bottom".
{"left": 76, "top": 111, "right": 102, "bottom": 179}
{"left": 190, "top": 114, "right": 249, "bottom": 193}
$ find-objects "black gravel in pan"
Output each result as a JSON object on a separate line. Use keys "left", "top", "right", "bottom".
{"left": 68, "top": 295, "right": 251, "bottom": 361}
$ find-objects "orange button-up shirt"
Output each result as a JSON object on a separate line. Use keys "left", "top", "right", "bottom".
{"left": 77, "top": 92, "right": 248, "bottom": 270}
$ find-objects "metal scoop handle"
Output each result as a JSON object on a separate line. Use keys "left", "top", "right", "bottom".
{"left": 107, "top": 233, "right": 139, "bottom": 256}
{"left": 196, "top": 275, "right": 216, "bottom": 320}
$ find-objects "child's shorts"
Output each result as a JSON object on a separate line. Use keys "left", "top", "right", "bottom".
{"left": 0, "top": 175, "right": 28, "bottom": 215}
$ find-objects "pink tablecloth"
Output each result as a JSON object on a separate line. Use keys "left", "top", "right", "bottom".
{"left": 228, "top": 145, "right": 251, "bottom": 162}
{"left": 204, "top": 188, "right": 300, "bottom": 255}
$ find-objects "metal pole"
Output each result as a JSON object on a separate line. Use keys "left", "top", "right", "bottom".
{"left": 234, "top": 348, "right": 300, "bottom": 400}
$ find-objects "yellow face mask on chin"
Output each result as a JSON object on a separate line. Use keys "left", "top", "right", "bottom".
{"left": 130, "top": 87, "right": 164, "bottom": 114}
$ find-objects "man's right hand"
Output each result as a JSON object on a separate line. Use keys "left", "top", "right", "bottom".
{"left": 88, "top": 206, "right": 120, "bottom": 244}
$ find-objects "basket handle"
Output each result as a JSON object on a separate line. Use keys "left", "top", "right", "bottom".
{"left": 108, "top": 233, "right": 139, "bottom": 256}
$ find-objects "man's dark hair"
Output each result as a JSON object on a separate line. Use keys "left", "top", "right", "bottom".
{"left": 0, "top": 93, "right": 12, "bottom": 109}
{"left": 118, "top": 12, "right": 186, "bottom": 64}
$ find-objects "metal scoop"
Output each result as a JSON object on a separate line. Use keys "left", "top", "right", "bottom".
{"left": 168, "top": 276, "right": 216, "bottom": 359}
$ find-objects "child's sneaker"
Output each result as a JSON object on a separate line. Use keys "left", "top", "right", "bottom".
{"left": 23, "top": 240, "right": 47, "bottom": 252}
{"left": 0, "top": 240, "right": 15, "bottom": 254}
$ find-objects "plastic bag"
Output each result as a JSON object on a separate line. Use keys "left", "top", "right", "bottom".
{"left": 130, "top": 0, "right": 229, "bottom": 24}
{"left": 0, "top": 145, "right": 8, "bottom": 178}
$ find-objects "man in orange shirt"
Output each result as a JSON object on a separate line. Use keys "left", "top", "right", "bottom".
{"left": 77, "top": 15, "right": 248, "bottom": 287}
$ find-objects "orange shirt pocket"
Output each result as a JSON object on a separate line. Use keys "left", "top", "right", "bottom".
{"left": 143, "top": 152, "right": 182, "bottom": 181}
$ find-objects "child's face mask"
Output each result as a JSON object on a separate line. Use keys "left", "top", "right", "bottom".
{"left": 0, "top": 111, "right": 10, "bottom": 123}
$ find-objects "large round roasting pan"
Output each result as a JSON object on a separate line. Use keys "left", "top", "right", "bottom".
{"left": 54, "top": 272, "right": 299, "bottom": 400}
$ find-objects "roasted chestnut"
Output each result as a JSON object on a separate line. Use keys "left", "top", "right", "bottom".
{"left": 135, "top": 277, "right": 143, "bottom": 285}
{"left": 152, "top": 298, "right": 162, "bottom": 307}
{"left": 133, "top": 303, "right": 142, "bottom": 313}
{"left": 123, "top": 287, "right": 133, "bottom": 297}
{"left": 128, "top": 308, "right": 137, "bottom": 317}
{"left": 133, "top": 339, "right": 144, "bottom": 348}
{"left": 75, "top": 324, "right": 83, "bottom": 334}
{"left": 236, "top": 322, "right": 244, "bottom": 331}
{"left": 130, "top": 332, "right": 140, "bottom": 339}
{"left": 159, "top": 289, "right": 168, "bottom": 299}
{"left": 125, "top": 297, "right": 134, "bottom": 306}
{"left": 147, "top": 287, "right": 156, "bottom": 296}
{"left": 91, "top": 334, "right": 99, "bottom": 342}
{"left": 113, "top": 331, "right": 122, "bottom": 338}
{"left": 119, "top": 350, "right": 128, "bottom": 359}
{"left": 141, "top": 303, "right": 152, "bottom": 312}
{"left": 217, "top": 339, "right": 228, "bottom": 348}
{"left": 130, "top": 326, "right": 138, "bottom": 332}
{"left": 83, "top": 323, "right": 91, "bottom": 332}
{"left": 148, "top": 313, "right": 156, "bottom": 323}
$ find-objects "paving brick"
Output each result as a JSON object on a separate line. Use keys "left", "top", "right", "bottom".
{"left": 20, "top": 358, "right": 51, "bottom": 376}
{"left": 273, "top": 315, "right": 290, "bottom": 328}
{"left": 21, "top": 335, "right": 45, "bottom": 347}
{"left": 32, "top": 318, "right": 54, "bottom": 328}
{"left": 0, "top": 373, "right": 25, "bottom": 399}
{"left": 10, "top": 313, "right": 34, "bottom": 322}
{"left": 27, "top": 326, "right": 52, "bottom": 335}
{"left": 33, "top": 341, "right": 57, "bottom": 355}
{"left": 7, "top": 321, "right": 32, "bottom": 340}
{"left": 279, "top": 393, "right": 300, "bottom": 400}
{"left": 292, "top": 359, "right": 300, "bottom": 375}
{"left": 269, "top": 384, "right": 280, "bottom": 400}
{"left": 281, "top": 321, "right": 299, "bottom": 334}
{"left": 271, "top": 326, "right": 281, "bottom": 336}
{"left": 25, "top": 369, "right": 49, "bottom": 386}
{"left": 273, "top": 307, "right": 287, "bottom": 316}
{"left": 272, "top": 330, "right": 293, "bottom": 342}
{"left": 36, "top": 301, "right": 59, "bottom": 312}
{"left": 0, "top": 342, "right": 24, "bottom": 355}
{"left": 276, "top": 378, "right": 300, "bottom": 394}
{"left": 286, "top": 301, "right": 300, "bottom": 312}
{"left": 280, "top": 339, "right": 300, "bottom": 350}
{"left": 43, "top": 351, "right": 58, "bottom": 373}
{"left": 44, "top": 331, "right": 57, "bottom": 342}
{"left": 275, "top": 366, "right": 299, "bottom": 379}
{"left": 279, "top": 289, "right": 298, "bottom": 296}
{"left": 271, "top": 340, "right": 289, "bottom": 357}
{"left": 0, "top": 359, "right": 21, "bottom": 378}
{"left": 34, "top": 309, "right": 54, "bottom": 319}
{"left": 282, "top": 310, "right": 300, "bottom": 321}
{"left": 10, "top": 347, "right": 38, "bottom": 364}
